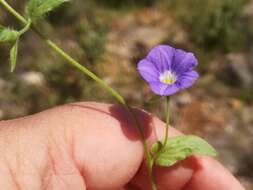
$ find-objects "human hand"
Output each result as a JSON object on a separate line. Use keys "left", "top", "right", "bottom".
{"left": 0, "top": 102, "right": 245, "bottom": 190}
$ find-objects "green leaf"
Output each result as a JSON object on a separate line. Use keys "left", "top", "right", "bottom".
{"left": 151, "top": 135, "right": 217, "bottom": 167}
{"left": 151, "top": 140, "right": 163, "bottom": 157}
{"left": 0, "top": 25, "right": 19, "bottom": 43}
{"left": 26, "top": 0, "right": 69, "bottom": 21}
{"left": 10, "top": 39, "right": 19, "bottom": 72}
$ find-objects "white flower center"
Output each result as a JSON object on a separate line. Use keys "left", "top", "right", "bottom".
{"left": 159, "top": 70, "right": 177, "bottom": 84}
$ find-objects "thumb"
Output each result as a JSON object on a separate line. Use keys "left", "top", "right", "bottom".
{"left": 0, "top": 102, "right": 146, "bottom": 189}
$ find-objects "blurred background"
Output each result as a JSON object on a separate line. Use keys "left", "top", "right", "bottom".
{"left": 0, "top": 0, "right": 253, "bottom": 188}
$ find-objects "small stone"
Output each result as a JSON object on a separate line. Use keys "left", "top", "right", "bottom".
{"left": 224, "top": 53, "right": 253, "bottom": 87}
{"left": 243, "top": 0, "right": 253, "bottom": 17}
{"left": 175, "top": 93, "right": 192, "bottom": 107}
{"left": 20, "top": 72, "right": 45, "bottom": 86}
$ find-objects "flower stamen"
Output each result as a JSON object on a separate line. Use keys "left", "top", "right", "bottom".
{"left": 159, "top": 70, "right": 177, "bottom": 84}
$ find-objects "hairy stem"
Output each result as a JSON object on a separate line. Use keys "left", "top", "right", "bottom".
{"left": 164, "top": 96, "right": 170, "bottom": 146}
{"left": 0, "top": 0, "right": 27, "bottom": 25}
{"left": 0, "top": 1, "right": 157, "bottom": 189}
{"left": 0, "top": 0, "right": 125, "bottom": 105}
{"left": 45, "top": 39, "right": 126, "bottom": 105}
{"left": 18, "top": 18, "right": 31, "bottom": 36}
{"left": 126, "top": 105, "right": 157, "bottom": 190}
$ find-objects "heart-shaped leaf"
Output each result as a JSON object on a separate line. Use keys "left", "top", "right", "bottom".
{"left": 151, "top": 135, "right": 217, "bottom": 167}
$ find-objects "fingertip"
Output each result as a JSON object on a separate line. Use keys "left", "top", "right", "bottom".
{"left": 183, "top": 156, "right": 245, "bottom": 190}
{"left": 130, "top": 156, "right": 196, "bottom": 190}
{"left": 154, "top": 157, "right": 195, "bottom": 190}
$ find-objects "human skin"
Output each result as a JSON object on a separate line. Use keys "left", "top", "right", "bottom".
{"left": 0, "top": 102, "right": 245, "bottom": 190}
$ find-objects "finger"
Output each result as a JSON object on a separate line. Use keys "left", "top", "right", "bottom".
{"left": 129, "top": 116, "right": 245, "bottom": 190}
{"left": 129, "top": 116, "right": 195, "bottom": 190}
{"left": 0, "top": 107, "right": 87, "bottom": 190}
{"left": 49, "top": 102, "right": 191, "bottom": 190}
{"left": 69, "top": 102, "right": 188, "bottom": 190}
{"left": 182, "top": 156, "right": 245, "bottom": 190}
{"left": 0, "top": 102, "right": 146, "bottom": 189}
{"left": 67, "top": 102, "right": 146, "bottom": 189}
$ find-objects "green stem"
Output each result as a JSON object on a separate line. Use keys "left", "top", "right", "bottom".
{"left": 164, "top": 96, "right": 170, "bottom": 146}
{"left": 126, "top": 105, "right": 157, "bottom": 190}
{"left": 0, "top": 0, "right": 27, "bottom": 25}
{"left": 18, "top": 18, "right": 31, "bottom": 36}
{"left": 152, "top": 97, "right": 170, "bottom": 176}
{"left": 0, "top": 1, "right": 158, "bottom": 189}
{"left": 149, "top": 158, "right": 157, "bottom": 190}
{"left": 45, "top": 40, "right": 126, "bottom": 105}
{"left": 0, "top": 0, "right": 125, "bottom": 106}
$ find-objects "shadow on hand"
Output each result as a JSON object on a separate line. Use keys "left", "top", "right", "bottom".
{"left": 69, "top": 103, "right": 154, "bottom": 141}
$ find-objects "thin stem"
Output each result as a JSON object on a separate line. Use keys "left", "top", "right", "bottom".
{"left": 150, "top": 176, "right": 157, "bottom": 190}
{"left": 18, "top": 18, "right": 31, "bottom": 36}
{"left": 42, "top": 41, "right": 156, "bottom": 190}
{"left": 45, "top": 40, "right": 126, "bottom": 105}
{"left": 0, "top": 0, "right": 27, "bottom": 25}
{"left": 0, "top": 0, "right": 125, "bottom": 106}
{"left": 164, "top": 96, "right": 170, "bottom": 146}
{"left": 0, "top": 1, "right": 158, "bottom": 189}
{"left": 149, "top": 158, "right": 157, "bottom": 190}
{"left": 125, "top": 105, "right": 157, "bottom": 190}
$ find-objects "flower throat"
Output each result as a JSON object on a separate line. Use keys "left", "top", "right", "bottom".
{"left": 159, "top": 70, "right": 177, "bottom": 84}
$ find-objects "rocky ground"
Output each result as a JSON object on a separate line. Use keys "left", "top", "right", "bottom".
{"left": 0, "top": 1, "right": 253, "bottom": 189}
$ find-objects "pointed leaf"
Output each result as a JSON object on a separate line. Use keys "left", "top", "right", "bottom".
{"left": 151, "top": 135, "right": 217, "bottom": 167}
{"left": 0, "top": 25, "right": 19, "bottom": 43}
{"left": 10, "top": 39, "right": 19, "bottom": 72}
{"left": 26, "top": 0, "right": 69, "bottom": 21}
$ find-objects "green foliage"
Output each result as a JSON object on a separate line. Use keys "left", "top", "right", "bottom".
{"left": 152, "top": 135, "right": 217, "bottom": 167}
{"left": 0, "top": 25, "right": 19, "bottom": 43}
{"left": 10, "top": 39, "right": 19, "bottom": 72}
{"left": 166, "top": 0, "right": 248, "bottom": 52}
{"left": 0, "top": 20, "right": 31, "bottom": 72}
{"left": 26, "top": 0, "right": 69, "bottom": 21}
{"left": 0, "top": 25, "right": 20, "bottom": 72}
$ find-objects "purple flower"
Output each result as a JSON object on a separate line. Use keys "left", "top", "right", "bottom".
{"left": 137, "top": 45, "right": 199, "bottom": 96}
